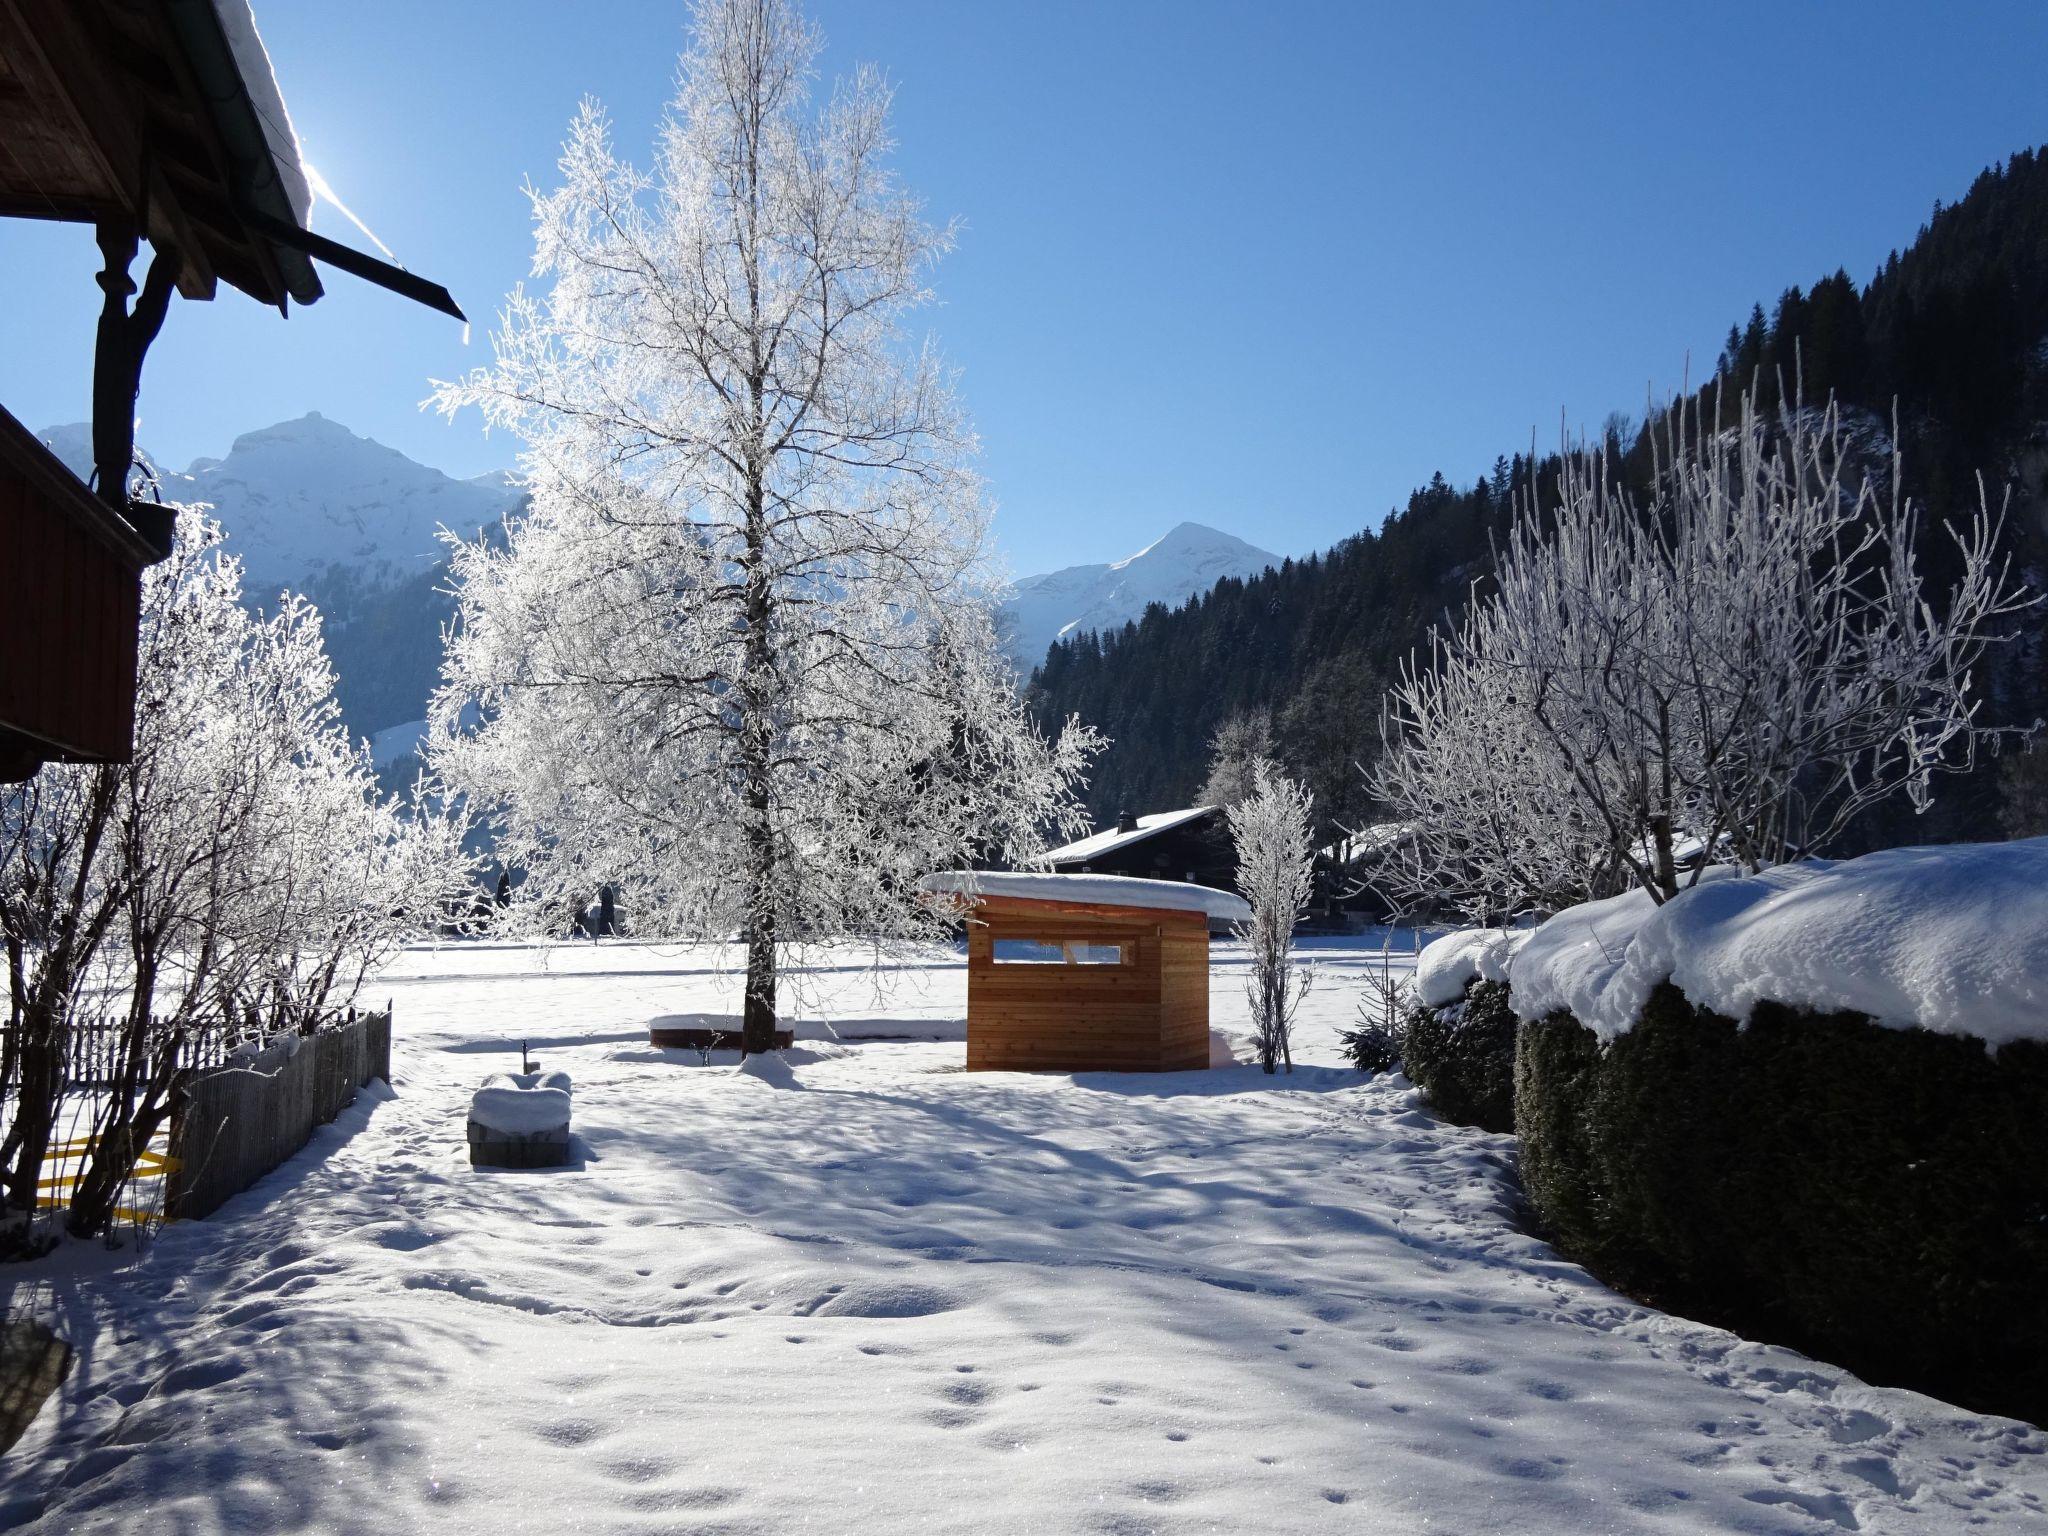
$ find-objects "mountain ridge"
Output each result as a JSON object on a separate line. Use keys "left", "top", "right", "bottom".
{"left": 1024, "top": 147, "right": 2048, "bottom": 842}
{"left": 40, "top": 412, "right": 521, "bottom": 612}
{"left": 38, "top": 413, "right": 1279, "bottom": 750}
{"left": 999, "top": 520, "right": 1279, "bottom": 671}
{"left": 39, "top": 414, "right": 521, "bottom": 742}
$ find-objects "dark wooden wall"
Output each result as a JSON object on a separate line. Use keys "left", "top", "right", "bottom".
{"left": 965, "top": 896, "right": 1211, "bottom": 1073}
{"left": 0, "top": 408, "right": 144, "bottom": 774}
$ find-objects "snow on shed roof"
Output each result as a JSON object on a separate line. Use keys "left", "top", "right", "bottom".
{"left": 1042, "top": 806, "right": 1217, "bottom": 866}
{"left": 920, "top": 871, "right": 1251, "bottom": 923}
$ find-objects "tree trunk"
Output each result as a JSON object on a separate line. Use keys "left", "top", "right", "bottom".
{"left": 3, "top": 1000, "right": 62, "bottom": 1219}
{"left": 737, "top": 417, "right": 777, "bottom": 1056}
{"left": 741, "top": 900, "right": 777, "bottom": 1055}
{"left": 738, "top": 538, "right": 777, "bottom": 1052}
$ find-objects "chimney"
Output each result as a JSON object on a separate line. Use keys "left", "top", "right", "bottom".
{"left": 1116, "top": 809, "right": 1138, "bottom": 835}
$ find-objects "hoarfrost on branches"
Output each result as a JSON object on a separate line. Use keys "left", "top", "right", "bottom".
{"left": 1373, "top": 385, "right": 2035, "bottom": 921}
{"left": 1228, "top": 764, "right": 1315, "bottom": 1075}
{"left": 1197, "top": 709, "right": 1275, "bottom": 810}
{"left": 427, "top": 0, "right": 1097, "bottom": 1053}
{"left": 2, "top": 512, "right": 467, "bottom": 1239}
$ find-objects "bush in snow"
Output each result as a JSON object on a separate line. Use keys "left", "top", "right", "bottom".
{"left": 1512, "top": 839, "right": 2048, "bottom": 1426}
{"left": 1518, "top": 988, "right": 2048, "bottom": 1426}
{"left": 1401, "top": 981, "right": 1519, "bottom": 1134}
{"left": 1228, "top": 765, "right": 1315, "bottom": 1074}
{"left": 1372, "top": 385, "right": 2034, "bottom": 922}
{"left": 1337, "top": 1018, "right": 1403, "bottom": 1075}
{"left": 1385, "top": 926, "right": 1527, "bottom": 1130}
{"left": 1338, "top": 939, "right": 1413, "bottom": 1075}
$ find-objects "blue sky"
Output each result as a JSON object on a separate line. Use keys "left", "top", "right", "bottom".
{"left": 3, "top": 1, "right": 2044, "bottom": 574}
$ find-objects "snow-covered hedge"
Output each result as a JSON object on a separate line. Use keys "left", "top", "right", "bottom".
{"left": 1510, "top": 839, "right": 2048, "bottom": 1046}
{"left": 1401, "top": 980, "right": 1519, "bottom": 1133}
{"left": 1396, "top": 927, "right": 1533, "bottom": 1133}
{"left": 1511, "top": 839, "right": 2048, "bottom": 1426}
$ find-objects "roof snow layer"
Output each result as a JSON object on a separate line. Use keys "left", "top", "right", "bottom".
{"left": 1042, "top": 806, "right": 1216, "bottom": 866}
{"left": 212, "top": 1, "right": 312, "bottom": 226}
{"left": 920, "top": 870, "right": 1251, "bottom": 923}
{"left": 1510, "top": 838, "right": 2048, "bottom": 1049}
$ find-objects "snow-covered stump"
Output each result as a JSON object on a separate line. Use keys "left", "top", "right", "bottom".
{"left": 467, "top": 1071, "right": 572, "bottom": 1168}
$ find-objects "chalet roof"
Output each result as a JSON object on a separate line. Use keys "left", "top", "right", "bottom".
{"left": 1042, "top": 805, "right": 1218, "bottom": 867}
{"left": 0, "top": 0, "right": 309, "bottom": 305}
{"left": 1320, "top": 820, "right": 1416, "bottom": 865}
{"left": 0, "top": 0, "right": 459, "bottom": 318}
{"left": 920, "top": 871, "right": 1251, "bottom": 924}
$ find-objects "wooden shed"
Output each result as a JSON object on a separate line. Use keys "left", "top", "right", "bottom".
{"left": 922, "top": 872, "right": 1252, "bottom": 1074}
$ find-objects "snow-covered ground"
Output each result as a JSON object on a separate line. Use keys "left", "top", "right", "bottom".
{"left": 5, "top": 937, "right": 2044, "bottom": 1533}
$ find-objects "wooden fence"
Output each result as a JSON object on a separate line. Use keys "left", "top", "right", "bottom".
{"left": 166, "top": 1012, "right": 391, "bottom": 1221}
{"left": 29, "top": 1015, "right": 239, "bottom": 1091}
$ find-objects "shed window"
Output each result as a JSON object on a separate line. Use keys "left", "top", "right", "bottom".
{"left": 993, "top": 938, "right": 1128, "bottom": 966}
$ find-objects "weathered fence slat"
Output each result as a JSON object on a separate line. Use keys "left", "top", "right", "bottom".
{"left": 165, "top": 1012, "right": 392, "bottom": 1221}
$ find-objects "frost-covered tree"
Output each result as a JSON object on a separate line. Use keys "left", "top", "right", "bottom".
{"left": 1374, "top": 387, "right": 2034, "bottom": 918}
{"left": 428, "top": 0, "right": 1096, "bottom": 1053}
{"left": 1, "top": 762, "right": 123, "bottom": 1233}
{"left": 1371, "top": 629, "right": 1616, "bottom": 923}
{"left": 2, "top": 513, "right": 463, "bottom": 1239}
{"left": 1197, "top": 709, "right": 1274, "bottom": 809}
{"left": 1229, "top": 765, "right": 1315, "bottom": 1074}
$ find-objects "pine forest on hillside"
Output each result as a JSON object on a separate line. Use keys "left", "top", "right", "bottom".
{"left": 1028, "top": 150, "right": 2048, "bottom": 848}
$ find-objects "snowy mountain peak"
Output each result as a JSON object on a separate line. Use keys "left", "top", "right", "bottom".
{"left": 999, "top": 521, "right": 1279, "bottom": 672}
{"left": 222, "top": 409, "right": 365, "bottom": 456}
{"left": 37, "top": 423, "right": 94, "bottom": 480}
{"left": 38, "top": 414, "right": 523, "bottom": 610}
{"left": 1111, "top": 520, "right": 1274, "bottom": 573}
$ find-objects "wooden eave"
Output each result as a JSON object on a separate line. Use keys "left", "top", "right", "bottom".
{"left": 965, "top": 893, "right": 1212, "bottom": 929}
{"left": 0, "top": 0, "right": 317, "bottom": 308}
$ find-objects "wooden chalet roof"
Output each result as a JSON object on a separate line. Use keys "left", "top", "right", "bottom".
{"left": 0, "top": 0, "right": 323, "bottom": 309}
{"left": 1042, "top": 806, "right": 1220, "bottom": 867}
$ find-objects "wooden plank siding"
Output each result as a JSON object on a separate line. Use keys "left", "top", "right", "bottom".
{"left": 963, "top": 895, "right": 1211, "bottom": 1073}
{"left": 0, "top": 407, "right": 148, "bottom": 771}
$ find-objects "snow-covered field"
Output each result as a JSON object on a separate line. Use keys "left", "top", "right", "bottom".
{"left": 5, "top": 937, "right": 2044, "bottom": 1533}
